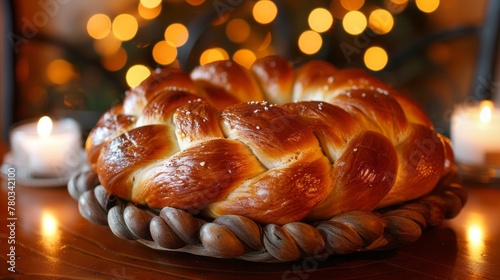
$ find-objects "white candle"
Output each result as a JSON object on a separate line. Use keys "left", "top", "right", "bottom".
{"left": 10, "top": 117, "right": 82, "bottom": 177}
{"left": 451, "top": 101, "right": 500, "bottom": 166}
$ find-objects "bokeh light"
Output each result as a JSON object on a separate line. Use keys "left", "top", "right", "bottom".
{"left": 93, "top": 34, "right": 121, "bottom": 56}
{"left": 340, "top": 0, "right": 365, "bottom": 11}
{"left": 342, "top": 11, "right": 367, "bottom": 35}
{"left": 364, "top": 46, "right": 388, "bottom": 71}
{"left": 253, "top": 0, "right": 278, "bottom": 24}
{"left": 46, "top": 59, "right": 74, "bottom": 85}
{"left": 126, "top": 65, "right": 151, "bottom": 88}
{"left": 308, "top": 8, "right": 334, "bottom": 33}
{"left": 233, "top": 49, "right": 257, "bottom": 69}
{"left": 385, "top": 0, "right": 409, "bottom": 14}
{"left": 416, "top": 0, "right": 440, "bottom": 13}
{"left": 140, "top": 0, "right": 162, "bottom": 9}
{"left": 87, "top": 14, "right": 111, "bottom": 39}
{"left": 199, "top": 48, "right": 229, "bottom": 65}
{"left": 112, "top": 14, "right": 138, "bottom": 41}
{"left": 138, "top": 2, "right": 162, "bottom": 20}
{"left": 226, "top": 19, "right": 251, "bottom": 43}
{"left": 102, "top": 47, "right": 127, "bottom": 71}
{"left": 298, "top": 30, "right": 323, "bottom": 55}
{"left": 153, "top": 41, "right": 178, "bottom": 65}
{"left": 164, "top": 23, "right": 189, "bottom": 47}
{"left": 368, "top": 9, "right": 394, "bottom": 34}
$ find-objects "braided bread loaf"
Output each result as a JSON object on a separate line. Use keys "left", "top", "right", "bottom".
{"left": 85, "top": 56, "right": 455, "bottom": 225}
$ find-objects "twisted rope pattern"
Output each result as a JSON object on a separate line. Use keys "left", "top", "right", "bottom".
{"left": 68, "top": 169, "right": 466, "bottom": 262}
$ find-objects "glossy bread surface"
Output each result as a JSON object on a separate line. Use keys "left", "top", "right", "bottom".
{"left": 85, "top": 56, "right": 455, "bottom": 224}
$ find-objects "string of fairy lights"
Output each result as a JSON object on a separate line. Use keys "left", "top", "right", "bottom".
{"left": 46, "top": 0, "right": 442, "bottom": 88}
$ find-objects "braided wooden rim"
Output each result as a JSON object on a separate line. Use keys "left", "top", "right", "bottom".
{"left": 68, "top": 168, "right": 467, "bottom": 263}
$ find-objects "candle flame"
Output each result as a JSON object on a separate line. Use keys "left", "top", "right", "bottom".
{"left": 479, "top": 100, "right": 493, "bottom": 123}
{"left": 37, "top": 116, "right": 53, "bottom": 137}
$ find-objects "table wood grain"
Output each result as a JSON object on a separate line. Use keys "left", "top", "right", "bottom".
{"left": 1, "top": 161, "right": 500, "bottom": 279}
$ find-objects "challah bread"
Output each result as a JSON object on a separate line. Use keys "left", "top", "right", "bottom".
{"left": 85, "top": 56, "right": 455, "bottom": 225}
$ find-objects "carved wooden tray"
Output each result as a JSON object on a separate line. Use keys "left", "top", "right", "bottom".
{"left": 67, "top": 167, "right": 466, "bottom": 263}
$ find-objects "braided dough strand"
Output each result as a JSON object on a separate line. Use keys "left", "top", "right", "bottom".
{"left": 86, "top": 56, "right": 455, "bottom": 225}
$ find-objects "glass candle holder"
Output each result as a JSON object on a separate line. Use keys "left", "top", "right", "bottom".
{"left": 450, "top": 101, "right": 500, "bottom": 183}
{"left": 10, "top": 117, "right": 82, "bottom": 178}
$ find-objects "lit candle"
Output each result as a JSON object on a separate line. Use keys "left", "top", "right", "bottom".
{"left": 451, "top": 100, "right": 500, "bottom": 167}
{"left": 10, "top": 116, "right": 82, "bottom": 177}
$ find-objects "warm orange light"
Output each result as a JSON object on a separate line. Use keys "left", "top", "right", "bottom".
{"left": 46, "top": 59, "right": 74, "bottom": 85}
{"left": 233, "top": 49, "right": 256, "bottom": 69}
{"left": 342, "top": 11, "right": 367, "bottom": 35}
{"left": 253, "top": 0, "right": 278, "bottom": 24}
{"left": 368, "top": 9, "right": 394, "bottom": 34}
{"left": 226, "top": 18, "right": 251, "bottom": 43}
{"left": 468, "top": 225, "right": 483, "bottom": 246}
{"left": 41, "top": 211, "right": 60, "bottom": 254}
{"left": 153, "top": 41, "right": 178, "bottom": 65}
{"left": 42, "top": 211, "right": 58, "bottom": 236}
{"left": 138, "top": 2, "right": 162, "bottom": 20}
{"left": 199, "top": 48, "right": 229, "bottom": 65}
{"left": 298, "top": 30, "right": 323, "bottom": 55}
{"left": 93, "top": 34, "right": 121, "bottom": 56}
{"left": 416, "top": 0, "right": 440, "bottom": 13}
{"left": 340, "top": 0, "right": 365, "bottom": 11}
{"left": 309, "top": 8, "right": 334, "bottom": 33}
{"left": 164, "top": 23, "right": 189, "bottom": 47}
{"left": 385, "top": 0, "right": 409, "bottom": 14}
{"left": 112, "top": 14, "right": 138, "bottom": 41}
{"left": 140, "top": 0, "right": 162, "bottom": 9}
{"left": 465, "top": 214, "right": 486, "bottom": 263}
{"left": 37, "top": 116, "right": 53, "bottom": 137}
{"left": 479, "top": 100, "right": 494, "bottom": 123}
{"left": 126, "top": 65, "right": 151, "bottom": 88}
{"left": 364, "top": 46, "right": 388, "bottom": 71}
{"left": 102, "top": 47, "right": 127, "bottom": 71}
{"left": 87, "top": 14, "right": 111, "bottom": 39}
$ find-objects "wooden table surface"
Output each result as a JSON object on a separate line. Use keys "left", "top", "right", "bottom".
{"left": 1, "top": 146, "right": 500, "bottom": 279}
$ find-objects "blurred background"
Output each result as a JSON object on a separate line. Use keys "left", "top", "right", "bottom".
{"left": 1, "top": 0, "right": 498, "bottom": 144}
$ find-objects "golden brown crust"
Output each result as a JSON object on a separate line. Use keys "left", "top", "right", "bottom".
{"left": 220, "top": 102, "right": 322, "bottom": 169}
{"left": 282, "top": 101, "right": 360, "bottom": 162}
{"left": 191, "top": 60, "right": 265, "bottom": 110}
{"left": 97, "top": 125, "right": 178, "bottom": 199}
{"left": 251, "top": 55, "right": 294, "bottom": 105}
{"left": 173, "top": 98, "right": 224, "bottom": 150}
{"left": 134, "top": 138, "right": 266, "bottom": 212}
{"left": 378, "top": 124, "right": 446, "bottom": 207}
{"left": 85, "top": 105, "right": 136, "bottom": 169}
{"left": 204, "top": 155, "right": 332, "bottom": 225}
{"left": 307, "top": 130, "right": 398, "bottom": 220}
{"left": 123, "top": 69, "right": 201, "bottom": 116}
{"left": 85, "top": 56, "right": 455, "bottom": 225}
